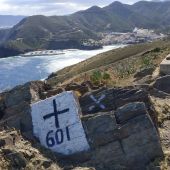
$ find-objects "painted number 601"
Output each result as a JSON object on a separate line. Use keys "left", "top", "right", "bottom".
{"left": 46, "top": 127, "right": 70, "bottom": 147}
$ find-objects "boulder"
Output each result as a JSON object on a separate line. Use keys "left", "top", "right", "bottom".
{"left": 115, "top": 102, "right": 147, "bottom": 124}
{"left": 82, "top": 102, "right": 163, "bottom": 169}
{"left": 134, "top": 67, "right": 155, "bottom": 80}
{"left": 152, "top": 75, "right": 170, "bottom": 94}
{"left": 0, "top": 81, "right": 46, "bottom": 134}
{"left": 4, "top": 150, "right": 27, "bottom": 168}
{"left": 4, "top": 81, "right": 45, "bottom": 108}
{"left": 82, "top": 112, "right": 118, "bottom": 147}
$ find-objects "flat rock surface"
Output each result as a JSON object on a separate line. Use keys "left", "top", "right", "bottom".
{"left": 153, "top": 75, "right": 170, "bottom": 94}
{"left": 80, "top": 87, "right": 149, "bottom": 115}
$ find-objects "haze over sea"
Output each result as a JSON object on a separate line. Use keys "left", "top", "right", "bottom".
{"left": 0, "top": 45, "right": 124, "bottom": 92}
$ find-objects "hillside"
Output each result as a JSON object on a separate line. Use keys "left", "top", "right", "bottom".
{"left": 47, "top": 39, "right": 170, "bottom": 86}
{"left": 2, "top": 1, "right": 170, "bottom": 57}
{"left": 46, "top": 39, "right": 170, "bottom": 168}
{"left": 0, "top": 39, "right": 170, "bottom": 169}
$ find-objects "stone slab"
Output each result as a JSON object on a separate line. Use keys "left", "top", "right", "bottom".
{"left": 160, "top": 54, "right": 170, "bottom": 75}
{"left": 31, "top": 91, "right": 90, "bottom": 155}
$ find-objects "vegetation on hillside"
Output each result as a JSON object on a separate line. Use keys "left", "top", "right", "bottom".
{"left": 47, "top": 39, "right": 170, "bottom": 87}
{"left": 90, "top": 71, "right": 111, "bottom": 85}
{"left": 46, "top": 39, "right": 170, "bottom": 169}
{"left": 1, "top": 1, "right": 170, "bottom": 55}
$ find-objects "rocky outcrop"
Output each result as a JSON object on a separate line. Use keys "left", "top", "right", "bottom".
{"left": 0, "top": 129, "right": 61, "bottom": 170}
{"left": 134, "top": 67, "right": 155, "bottom": 80}
{"left": 80, "top": 87, "right": 150, "bottom": 114}
{"left": 0, "top": 81, "right": 46, "bottom": 137}
{"left": 152, "top": 75, "right": 170, "bottom": 94}
{"left": 82, "top": 102, "right": 163, "bottom": 169}
{"left": 0, "top": 81, "right": 164, "bottom": 169}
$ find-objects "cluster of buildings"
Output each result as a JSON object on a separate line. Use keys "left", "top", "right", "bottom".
{"left": 99, "top": 28, "right": 166, "bottom": 45}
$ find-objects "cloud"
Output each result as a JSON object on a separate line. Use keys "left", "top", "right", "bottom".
{"left": 0, "top": 0, "right": 146, "bottom": 16}
{"left": 0, "top": 0, "right": 89, "bottom": 15}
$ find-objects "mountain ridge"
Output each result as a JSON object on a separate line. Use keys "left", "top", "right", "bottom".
{"left": 1, "top": 1, "right": 170, "bottom": 57}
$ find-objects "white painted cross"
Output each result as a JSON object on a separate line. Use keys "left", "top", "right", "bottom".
{"left": 89, "top": 94, "right": 106, "bottom": 111}
{"left": 31, "top": 91, "right": 90, "bottom": 155}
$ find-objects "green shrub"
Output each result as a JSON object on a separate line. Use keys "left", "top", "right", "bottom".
{"left": 90, "top": 71, "right": 102, "bottom": 85}
{"left": 153, "top": 47, "right": 161, "bottom": 53}
{"left": 103, "top": 72, "right": 111, "bottom": 80}
{"left": 90, "top": 71, "right": 111, "bottom": 85}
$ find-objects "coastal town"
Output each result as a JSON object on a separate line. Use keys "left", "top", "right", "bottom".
{"left": 84, "top": 28, "right": 166, "bottom": 47}
{"left": 99, "top": 28, "right": 166, "bottom": 45}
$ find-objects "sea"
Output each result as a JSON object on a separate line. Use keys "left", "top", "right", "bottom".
{"left": 0, "top": 45, "right": 125, "bottom": 92}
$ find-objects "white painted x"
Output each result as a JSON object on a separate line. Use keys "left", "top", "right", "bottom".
{"left": 89, "top": 94, "right": 106, "bottom": 111}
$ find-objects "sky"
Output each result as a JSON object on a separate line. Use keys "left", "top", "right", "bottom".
{"left": 0, "top": 0, "right": 149, "bottom": 16}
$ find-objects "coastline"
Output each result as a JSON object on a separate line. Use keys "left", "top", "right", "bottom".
{"left": 0, "top": 44, "right": 124, "bottom": 92}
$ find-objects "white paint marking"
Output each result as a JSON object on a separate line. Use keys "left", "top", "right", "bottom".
{"left": 31, "top": 91, "right": 90, "bottom": 155}
{"left": 89, "top": 94, "right": 106, "bottom": 111}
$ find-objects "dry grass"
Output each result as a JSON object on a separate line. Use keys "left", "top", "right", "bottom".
{"left": 160, "top": 151, "right": 170, "bottom": 169}
{"left": 47, "top": 39, "right": 170, "bottom": 87}
{"left": 46, "top": 39, "right": 170, "bottom": 169}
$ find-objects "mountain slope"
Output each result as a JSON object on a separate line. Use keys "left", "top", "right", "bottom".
{"left": 104, "top": 1, "right": 156, "bottom": 30}
{"left": 5, "top": 15, "right": 99, "bottom": 49}
{"left": 132, "top": 1, "right": 170, "bottom": 28}
{"left": 2, "top": 1, "right": 170, "bottom": 57}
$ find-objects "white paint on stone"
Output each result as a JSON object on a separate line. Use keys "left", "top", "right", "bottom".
{"left": 31, "top": 91, "right": 90, "bottom": 155}
{"left": 89, "top": 94, "right": 106, "bottom": 111}
{"left": 160, "top": 54, "right": 170, "bottom": 75}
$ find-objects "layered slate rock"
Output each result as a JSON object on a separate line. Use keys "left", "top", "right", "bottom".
{"left": 153, "top": 75, "right": 170, "bottom": 94}
{"left": 80, "top": 87, "right": 150, "bottom": 114}
{"left": 0, "top": 82, "right": 163, "bottom": 169}
{"left": 0, "top": 81, "right": 46, "bottom": 134}
{"left": 82, "top": 102, "right": 163, "bottom": 169}
{"left": 79, "top": 86, "right": 159, "bottom": 128}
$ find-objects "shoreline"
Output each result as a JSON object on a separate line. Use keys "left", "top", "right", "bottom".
{"left": 0, "top": 44, "right": 123, "bottom": 93}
